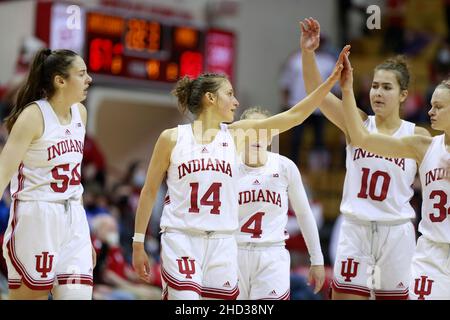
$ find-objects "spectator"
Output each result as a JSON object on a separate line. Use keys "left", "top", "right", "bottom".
{"left": 279, "top": 36, "right": 337, "bottom": 168}
{"left": 91, "top": 214, "right": 161, "bottom": 300}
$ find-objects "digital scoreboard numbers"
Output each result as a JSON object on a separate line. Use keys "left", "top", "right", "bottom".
{"left": 86, "top": 12, "right": 204, "bottom": 84}
{"left": 35, "top": 2, "right": 235, "bottom": 87}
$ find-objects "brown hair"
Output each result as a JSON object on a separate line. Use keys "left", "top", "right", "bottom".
{"left": 4, "top": 48, "right": 78, "bottom": 132}
{"left": 171, "top": 73, "right": 227, "bottom": 115}
{"left": 374, "top": 55, "right": 410, "bottom": 91}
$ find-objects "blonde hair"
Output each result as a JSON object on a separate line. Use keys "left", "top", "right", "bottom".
{"left": 436, "top": 78, "right": 450, "bottom": 91}
{"left": 240, "top": 106, "right": 271, "bottom": 120}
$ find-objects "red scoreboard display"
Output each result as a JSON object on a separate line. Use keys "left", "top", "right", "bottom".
{"left": 35, "top": 2, "right": 235, "bottom": 87}
{"left": 86, "top": 12, "right": 207, "bottom": 84}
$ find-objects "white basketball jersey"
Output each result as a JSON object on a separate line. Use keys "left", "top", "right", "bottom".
{"left": 160, "top": 123, "right": 239, "bottom": 232}
{"left": 236, "top": 152, "right": 293, "bottom": 243}
{"left": 418, "top": 134, "right": 450, "bottom": 243}
{"left": 341, "top": 116, "right": 417, "bottom": 221}
{"left": 10, "top": 100, "right": 85, "bottom": 201}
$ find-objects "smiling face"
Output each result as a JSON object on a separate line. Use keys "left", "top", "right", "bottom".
{"left": 370, "top": 70, "right": 407, "bottom": 117}
{"left": 213, "top": 79, "right": 239, "bottom": 123}
{"left": 429, "top": 87, "right": 450, "bottom": 132}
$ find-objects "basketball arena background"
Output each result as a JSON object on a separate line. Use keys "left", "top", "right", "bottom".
{"left": 0, "top": 0, "right": 448, "bottom": 301}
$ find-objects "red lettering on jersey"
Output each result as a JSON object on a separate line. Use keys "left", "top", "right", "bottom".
{"left": 177, "top": 158, "right": 232, "bottom": 179}
{"left": 47, "top": 139, "right": 84, "bottom": 161}
{"left": 353, "top": 148, "right": 405, "bottom": 171}
{"left": 238, "top": 189, "right": 282, "bottom": 207}
{"left": 425, "top": 168, "right": 448, "bottom": 186}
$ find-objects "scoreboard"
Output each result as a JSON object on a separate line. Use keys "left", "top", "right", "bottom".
{"left": 86, "top": 12, "right": 205, "bottom": 83}
{"left": 36, "top": 2, "right": 235, "bottom": 87}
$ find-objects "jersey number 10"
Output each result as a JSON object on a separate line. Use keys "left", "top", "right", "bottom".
{"left": 357, "top": 167, "right": 391, "bottom": 201}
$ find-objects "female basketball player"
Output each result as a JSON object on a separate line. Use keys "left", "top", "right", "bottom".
{"left": 236, "top": 107, "right": 324, "bottom": 300}
{"left": 301, "top": 18, "right": 430, "bottom": 299}
{"left": 0, "top": 49, "right": 94, "bottom": 299}
{"left": 341, "top": 52, "right": 450, "bottom": 300}
{"left": 132, "top": 46, "right": 349, "bottom": 300}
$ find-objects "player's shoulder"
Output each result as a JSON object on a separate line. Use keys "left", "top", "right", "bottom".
{"left": 76, "top": 103, "right": 87, "bottom": 125}
{"left": 11, "top": 103, "right": 43, "bottom": 139}
{"left": 413, "top": 125, "right": 432, "bottom": 137}
{"left": 269, "top": 152, "right": 297, "bottom": 171}
{"left": 276, "top": 153, "right": 295, "bottom": 165}
{"left": 15, "top": 103, "right": 43, "bottom": 128}
{"left": 159, "top": 127, "right": 178, "bottom": 148}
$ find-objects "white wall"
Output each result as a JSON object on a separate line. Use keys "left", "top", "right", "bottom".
{"left": 0, "top": 0, "right": 36, "bottom": 84}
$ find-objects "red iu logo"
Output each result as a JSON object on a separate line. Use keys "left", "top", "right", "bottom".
{"left": 341, "top": 258, "right": 359, "bottom": 282}
{"left": 177, "top": 257, "right": 196, "bottom": 279}
{"left": 35, "top": 252, "right": 54, "bottom": 278}
{"left": 414, "top": 276, "right": 434, "bottom": 300}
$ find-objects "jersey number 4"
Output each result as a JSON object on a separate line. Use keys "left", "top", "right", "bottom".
{"left": 357, "top": 168, "right": 391, "bottom": 201}
{"left": 189, "top": 182, "right": 222, "bottom": 214}
{"left": 51, "top": 163, "right": 81, "bottom": 193}
{"left": 241, "top": 212, "right": 265, "bottom": 238}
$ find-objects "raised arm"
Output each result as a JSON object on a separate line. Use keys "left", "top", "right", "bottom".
{"left": 301, "top": 18, "right": 367, "bottom": 135}
{"left": 132, "top": 128, "right": 175, "bottom": 283}
{"left": 230, "top": 46, "right": 348, "bottom": 135}
{"left": 0, "top": 104, "right": 41, "bottom": 197}
{"left": 340, "top": 53, "right": 431, "bottom": 162}
{"left": 286, "top": 159, "right": 324, "bottom": 293}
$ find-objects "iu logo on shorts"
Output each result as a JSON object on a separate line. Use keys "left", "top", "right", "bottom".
{"left": 413, "top": 276, "right": 434, "bottom": 300}
{"left": 177, "top": 257, "right": 196, "bottom": 279}
{"left": 35, "top": 252, "right": 54, "bottom": 278}
{"left": 341, "top": 258, "right": 359, "bottom": 282}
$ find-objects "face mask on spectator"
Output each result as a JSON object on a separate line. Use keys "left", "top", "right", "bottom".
{"left": 105, "top": 232, "right": 119, "bottom": 246}
{"left": 132, "top": 172, "right": 146, "bottom": 188}
{"left": 438, "top": 48, "right": 450, "bottom": 64}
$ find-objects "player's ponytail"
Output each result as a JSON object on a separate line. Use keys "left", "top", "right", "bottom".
{"left": 4, "top": 48, "right": 77, "bottom": 132}
{"left": 171, "top": 73, "right": 227, "bottom": 116}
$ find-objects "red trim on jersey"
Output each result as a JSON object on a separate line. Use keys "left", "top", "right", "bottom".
{"left": 11, "top": 163, "right": 24, "bottom": 199}
{"left": 260, "top": 289, "right": 290, "bottom": 300}
{"left": 8, "top": 279, "right": 22, "bottom": 290}
{"left": 6, "top": 200, "right": 54, "bottom": 290}
{"left": 375, "top": 288, "right": 409, "bottom": 300}
{"left": 56, "top": 274, "right": 93, "bottom": 286}
{"left": 162, "top": 286, "right": 168, "bottom": 300}
{"left": 331, "top": 279, "right": 371, "bottom": 297}
{"left": 162, "top": 267, "right": 239, "bottom": 299}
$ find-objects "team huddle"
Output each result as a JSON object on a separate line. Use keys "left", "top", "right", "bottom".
{"left": 0, "top": 18, "right": 448, "bottom": 300}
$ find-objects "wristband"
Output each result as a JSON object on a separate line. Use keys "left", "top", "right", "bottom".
{"left": 132, "top": 233, "right": 145, "bottom": 242}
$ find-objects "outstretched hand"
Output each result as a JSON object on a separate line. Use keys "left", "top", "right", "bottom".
{"left": 339, "top": 48, "right": 353, "bottom": 91}
{"left": 300, "top": 17, "right": 320, "bottom": 52}
{"left": 328, "top": 45, "right": 351, "bottom": 84}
